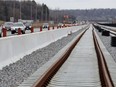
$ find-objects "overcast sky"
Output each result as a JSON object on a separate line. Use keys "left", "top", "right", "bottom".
{"left": 35, "top": 0, "right": 116, "bottom": 9}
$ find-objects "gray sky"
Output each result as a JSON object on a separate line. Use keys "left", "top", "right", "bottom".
{"left": 35, "top": 0, "right": 116, "bottom": 9}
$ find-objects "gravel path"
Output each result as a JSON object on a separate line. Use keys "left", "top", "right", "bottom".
{"left": 96, "top": 29, "right": 116, "bottom": 62}
{"left": 0, "top": 29, "right": 85, "bottom": 87}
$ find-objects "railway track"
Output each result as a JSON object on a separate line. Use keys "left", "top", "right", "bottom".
{"left": 19, "top": 24, "right": 115, "bottom": 87}
{"left": 93, "top": 29, "right": 114, "bottom": 87}
{"left": 95, "top": 24, "right": 116, "bottom": 36}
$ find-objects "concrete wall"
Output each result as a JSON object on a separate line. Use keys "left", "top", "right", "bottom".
{"left": 0, "top": 25, "right": 86, "bottom": 69}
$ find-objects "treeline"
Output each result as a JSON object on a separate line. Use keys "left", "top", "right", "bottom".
{"left": 0, "top": 0, "right": 49, "bottom": 21}
{"left": 1, "top": 0, "right": 116, "bottom": 23}
{"left": 50, "top": 9, "right": 116, "bottom": 22}
{"left": 50, "top": 10, "right": 76, "bottom": 23}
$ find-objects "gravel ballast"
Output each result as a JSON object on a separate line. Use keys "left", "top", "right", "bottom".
{"left": 0, "top": 28, "right": 85, "bottom": 87}
{"left": 96, "top": 29, "right": 116, "bottom": 62}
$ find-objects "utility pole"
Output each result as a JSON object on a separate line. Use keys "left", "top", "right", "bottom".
{"left": 31, "top": 0, "right": 32, "bottom": 20}
{"left": 45, "top": 6, "right": 47, "bottom": 22}
{"left": 35, "top": 4, "right": 38, "bottom": 21}
{"left": 55, "top": 8, "right": 58, "bottom": 23}
{"left": 41, "top": 4, "right": 44, "bottom": 22}
{"left": 20, "top": 0, "right": 22, "bottom": 19}
{"left": 5, "top": 0, "right": 7, "bottom": 21}
{"left": 13, "top": 0, "right": 15, "bottom": 21}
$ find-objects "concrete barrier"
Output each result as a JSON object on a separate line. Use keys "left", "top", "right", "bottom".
{"left": 0, "top": 25, "right": 87, "bottom": 69}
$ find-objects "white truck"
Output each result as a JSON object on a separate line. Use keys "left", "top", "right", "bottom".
{"left": 42, "top": 23, "right": 49, "bottom": 29}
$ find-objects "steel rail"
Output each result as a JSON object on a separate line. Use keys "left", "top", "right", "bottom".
{"left": 95, "top": 24, "right": 116, "bottom": 36}
{"left": 102, "top": 27, "right": 116, "bottom": 36}
{"left": 93, "top": 29, "right": 114, "bottom": 87}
